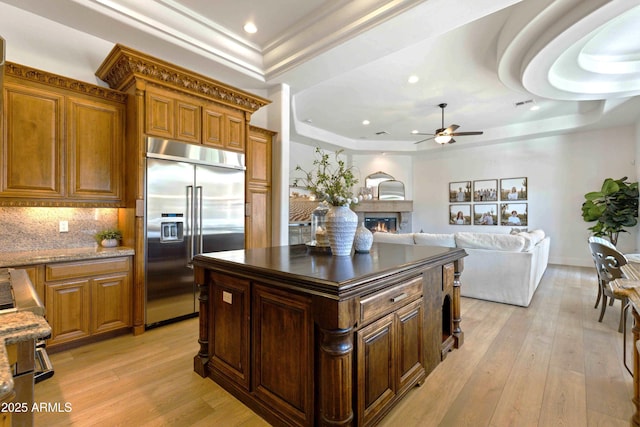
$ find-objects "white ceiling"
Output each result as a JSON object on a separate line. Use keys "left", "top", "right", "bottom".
{"left": 2, "top": 0, "right": 639, "bottom": 153}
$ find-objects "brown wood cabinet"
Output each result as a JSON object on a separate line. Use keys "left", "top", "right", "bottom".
{"left": 44, "top": 257, "right": 132, "bottom": 348}
{"left": 356, "top": 276, "right": 426, "bottom": 425}
{"left": 145, "top": 84, "right": 247, "bottom": 152}
{"left": 95, "top": 44, "right": 271, "bottom": 335}
{"left": 1, "top": 62, "right": 126, "bottom": 206}
{"left": 193, "top": 243, "right": 466, "bottom": 426}
{"left": 246, "top": 126, "right": 275, "bottom": 249}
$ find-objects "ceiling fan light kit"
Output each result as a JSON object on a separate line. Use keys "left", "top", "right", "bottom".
{"left": 435, "top": 134, "right": 452, "bottom": 144}
{"left": 414, "top": 102, "right": 484, "bottom": 145}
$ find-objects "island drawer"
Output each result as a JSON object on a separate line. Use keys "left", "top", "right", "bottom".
{"left": 45, "top": 257, "right": 130, "bottom": 281}
{"left": 359, "top": 276, "right": 423, "bottom": 325}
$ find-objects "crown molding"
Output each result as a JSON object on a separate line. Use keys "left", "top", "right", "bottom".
{"left": 95, "top": 44, "right": 270, "bottom": 112}
{"left": 5, "top": 61, "right": 127, "bottom": 103}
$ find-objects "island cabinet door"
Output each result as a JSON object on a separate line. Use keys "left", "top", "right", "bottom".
{"left": 396, "top": 298, "right": 426, "bottom": 393}
{"left": 252, "top": 284, "right": 313, "bottom": 426}
{"left": 209, "top": 272, "right": 251, "bottom": 390}
{"left": 356, "top": 313, "right": 396, "bottom": 426}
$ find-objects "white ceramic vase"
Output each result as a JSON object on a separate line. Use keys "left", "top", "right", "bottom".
{"left": 353, "top": 222, "right": 373, "bottom": 253}
{"left": 325, "top": 205, "right": 358, "bottom": 256}
{"left": 101, "top": 239, "right": 118, "bottom": 248}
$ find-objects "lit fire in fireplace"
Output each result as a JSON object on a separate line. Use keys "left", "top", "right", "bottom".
{"left": 365, "top": 217, "right": 397, "bottom": 233}
{"left": 373, "top": 221, "right": 390, "bottom": 232}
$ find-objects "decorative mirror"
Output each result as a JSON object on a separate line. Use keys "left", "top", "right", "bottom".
{"left": 365, "top": 171, "right": 394, "bottom": 199}
{"left": 378, "top": 180, "right": 405, "bottom": 200}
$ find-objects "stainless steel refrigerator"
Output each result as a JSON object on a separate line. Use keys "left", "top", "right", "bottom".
{"left": 145, "top": 138, "right": 245, "bottom": 327}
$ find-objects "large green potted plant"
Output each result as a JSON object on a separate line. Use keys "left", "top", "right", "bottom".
{"left": 581, "top": 177, "right": 639, "bottom": 245}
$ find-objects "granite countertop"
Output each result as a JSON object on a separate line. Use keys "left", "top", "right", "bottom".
{"left": 0, "top": 246, "right": 135, "bottom": 267}
{"left": 0, "top": 311, "right": 51, "bottom": 400}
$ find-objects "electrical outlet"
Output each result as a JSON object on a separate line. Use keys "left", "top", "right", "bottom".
{"left": 59, "top": 220, "right": 69, "bottom": 233}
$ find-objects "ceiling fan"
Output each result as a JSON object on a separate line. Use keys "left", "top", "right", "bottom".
{"left": 413, "top": 103, "right": 484, "bottom": 144}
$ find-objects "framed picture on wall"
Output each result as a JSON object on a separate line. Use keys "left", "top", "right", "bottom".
{"left": 500, "top": 177, "right": 528, "bottom": 200}
{"left": 449, "top": 204, "right": 471, "bottom": 225}
{"left": 449, "top": 181, "right": 471, "bottom": 202}
{"left": 501, "top": 203, "right": 528, "bottom": 226}
{"left": 473, "top": 204, "right": 498, "bottom": 225}
{"left": 473, "top": 179, "right": 498, "bottom": 202}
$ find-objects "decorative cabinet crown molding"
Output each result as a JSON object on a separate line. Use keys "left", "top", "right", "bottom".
{"left": 95, "top": 44, "right": 270, "bottom": 112}
{"left": 5, "top": 62, "right": 127, "bottom": 103}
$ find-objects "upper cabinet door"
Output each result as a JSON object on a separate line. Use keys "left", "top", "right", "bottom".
{"left": 203, "top": 107, "right": 224, "bottom": 148}
{"left": 225, "top": 109, "right": 245, "bottom": 152}
{"left": 145, "top": 89, "right": 175, "bottom": 139}
{"left": 176, "top": 101, "right": 201, "bottom": 144}
{"left": 67, "top": 96, "right": 124, "bottom": 201}
{"left": 1, "top": 83, "right": 64, "bottom": 198}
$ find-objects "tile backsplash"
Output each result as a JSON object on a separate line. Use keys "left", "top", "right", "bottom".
{"left": 0, "top": 207, "right": 119, "bottom": 252}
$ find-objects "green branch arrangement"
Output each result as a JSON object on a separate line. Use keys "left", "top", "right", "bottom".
{"left": 293, "top": 147, "right": 359, "bottom": 207}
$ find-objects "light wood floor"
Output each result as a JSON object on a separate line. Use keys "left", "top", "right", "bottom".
{"left": 34, "top": 264, "right": 635, "bottom": 426}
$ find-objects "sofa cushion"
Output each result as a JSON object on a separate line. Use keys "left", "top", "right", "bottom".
{"left": 455, "top": 232, "right": 526, "bottom": 252}
{"left": 517, "top": 232, "right": 535, "bottom": 251}
{"left": 528, "top": 229, "right": 546, "bottom": 244}
{"left": 414, "top": 233, "right": 456, "bottom": 248}
{"left": 373, "top": 232, "right": 415, "bottom": 245}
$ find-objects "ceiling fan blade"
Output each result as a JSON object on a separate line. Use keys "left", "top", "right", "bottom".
{"left": 450, "top": 131, "right": 484, "bottom": 136}
{"left": 445, "top": 124, "right": 459, "bottom": 133}
{"left": 414, "top": 136, "right": 435, "bottom": 144}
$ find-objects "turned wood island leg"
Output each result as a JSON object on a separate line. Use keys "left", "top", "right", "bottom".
{"left": 318, "top": 327, "right": 354, "bottom": 426}
{"left": 193, "top": 267, "right": 210, "bottom": 377}
{"left": 452, "top": 258, "right": 464, "bottom": 348}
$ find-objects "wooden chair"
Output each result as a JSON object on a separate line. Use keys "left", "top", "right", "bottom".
{"left": 588, "top": 241, "right": 629, "bottom": 332}
{"left": 588, "top": 236, "right": 617, "bottom": 310}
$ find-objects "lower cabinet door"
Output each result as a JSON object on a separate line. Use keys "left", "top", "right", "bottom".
{"left": 209, "top": 272, "right": 251, "bottom": 390}
{"left": 356, "top": 313, "right": 396, "bottom": 426}
{"left": 252, "top": 283, "right": 313, "bottom": 426}
{"left": 91, "top": 273, "right": 131, "bottom": 334}
{"left": 396, "top": 298, "right": 426, "bottom": 393}
{"left": 45, "top": 279, "right": 91, "bottom": 345}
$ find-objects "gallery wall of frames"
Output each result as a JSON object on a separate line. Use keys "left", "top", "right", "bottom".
{"left": 448, "top": 177, "right": 528, "bottom": 226}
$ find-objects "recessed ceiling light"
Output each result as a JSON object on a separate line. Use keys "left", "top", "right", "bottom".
{"left": 411, "top": 129, "right": 419, "bottom": 134}
{"left": 530, "top": 104, "right": 540, "bottom": 111}
{"left": 243, "top": 22, "right": 257, "bottom": 34}
{"left": 362, "top": 120, "right": 370, "bottom": 125}
{"left": 408, "top": 75, "right": 419, "bottom": 84}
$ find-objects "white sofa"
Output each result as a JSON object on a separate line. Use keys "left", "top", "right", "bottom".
{"left": 373, "top": 230, "right": 550, "bottom": 307}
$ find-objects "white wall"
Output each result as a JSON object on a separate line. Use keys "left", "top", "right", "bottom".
{"left": 412, "top": 126, "right": 638, "bottom": 267}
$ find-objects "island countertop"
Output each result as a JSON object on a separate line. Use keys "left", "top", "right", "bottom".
{"left": 193, "top": 242, "right": 467, "bottom": 298}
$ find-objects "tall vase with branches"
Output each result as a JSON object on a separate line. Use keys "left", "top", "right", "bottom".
{"left": 581, "top": 177, "right": 639, "bottom": 246}
{"left": 294, "top": 147, "right": 359, "bottom": 255}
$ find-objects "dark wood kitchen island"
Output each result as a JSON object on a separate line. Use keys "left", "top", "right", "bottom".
{"left": 193, "top": 242, "right": 466, "bottom": 426}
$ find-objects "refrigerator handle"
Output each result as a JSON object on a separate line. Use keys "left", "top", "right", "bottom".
{"left": 186, "top": 185, "right": 194, "bottom": 267}
{"left": 196, "top": 185, "right": 204, "bottom": 255}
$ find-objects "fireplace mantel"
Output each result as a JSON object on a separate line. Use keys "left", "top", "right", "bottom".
{"left": 352, "top": 200, "right": 413, "bottom": 213}
{"left": 352, "top": 200, "right": 413, "bottom": 233}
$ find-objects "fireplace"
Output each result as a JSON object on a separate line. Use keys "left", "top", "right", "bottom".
{"left": 365, "top": 217, "right": 397, "bottom": 233}
{"left": 352, "top": 200, "right": 413, "bottom": 234}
